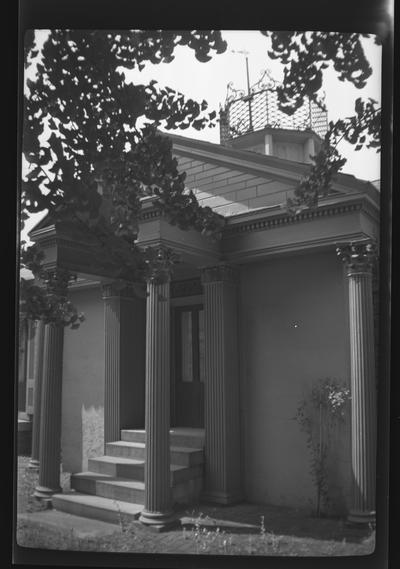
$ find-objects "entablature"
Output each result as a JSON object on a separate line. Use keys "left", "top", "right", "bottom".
{"left": 29, "top": 191, "right": 379, "bottom": 278}
{"left": 221, "top": 193, "right": 379, "bottom": 263}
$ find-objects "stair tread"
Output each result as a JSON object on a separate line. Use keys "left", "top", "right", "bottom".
{"left": 91, "top": 456, "right": 144, "bottom": 465}
{"left": 123, "top": 428, "right": 205, "bottom": 437}
{"left": 107, "top": 441, "right": 145, "bottom": 448}
{"left": 53, "top": 492, "right": 143, "bottom": 515}
{"left": 91, "top": 456, "right": 194, "bottom": 472}
{"left": 107, "top": 440, "right": 203, "bottom": 453}
{"left": 73, "top": 472, "right": 145, "bottom": 489}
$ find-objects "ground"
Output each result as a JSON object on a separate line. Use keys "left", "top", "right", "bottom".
{"left": 15, "top": 456, "right": 375, "bottom": 556}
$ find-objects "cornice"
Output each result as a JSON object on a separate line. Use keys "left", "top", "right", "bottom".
{"left": 140, "top": 208, "right": 163, "bottom": 222}
{"left": 223, "top": 195, "right": 379, "bottom": 238}
{"left": 69, "top": 277, "right": 101, "bottom": 290}
{"left": 138, "top": 234, "right": 220, "bottom": 260}
{"left": 225, "top": 232, "right": 370, "bottom": 263}
{"left": 29, "top": 223, "right": 57, "bottom": 242}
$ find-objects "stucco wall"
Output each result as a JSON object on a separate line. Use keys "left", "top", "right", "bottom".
{"left": 61, "top": 286, "right": 104, "bottom": 473}
{"left": 239, "top": 250, "right": 352, "bottom": 514}
{"left": 274, "top": 141, "right": 304, "bottom": 162}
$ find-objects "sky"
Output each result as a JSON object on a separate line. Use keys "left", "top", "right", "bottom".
{"left": 122, "top": 31, "right": 381, "bottom": 182}
{"left": 22, "top": 30, "right": 382, "bottom": 239}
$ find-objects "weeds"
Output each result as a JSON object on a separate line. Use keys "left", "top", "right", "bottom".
{"left": 182, "top": 512, "right": 281, "bottom": 555}
{"left": 16, "top": 457, "right": 375, "bottom": 556}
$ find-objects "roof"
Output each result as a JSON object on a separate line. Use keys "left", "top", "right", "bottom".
{"left": 28, "top": 132, "right": 379, "bottom": 237}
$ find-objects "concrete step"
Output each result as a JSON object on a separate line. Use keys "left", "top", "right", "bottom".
{"left": 106, "top": 441, "right": 145, "bottom": 460}
{"left": 88, "top": 456, "right": 145, "bottom": 480}
{"left": 52, "top": 492, "right": 143, "bottom": 525}
{"left": 71, "top": 471, "right": 203, "bottom": 507}
{"left": 89, "top": 456, "right": 203, "bottom": 485}
{"left": 121, "top": 428, "right": 205, "bottom": 449}
{"left": 106, "top": 441, "right": 204, "bottom": 467}
{"left": 71, "top": 472, "right": 145, "bottom": 504}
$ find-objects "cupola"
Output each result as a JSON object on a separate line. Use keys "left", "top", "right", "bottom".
{"left": 219, "top": 69, "right": 328, "bottom": 164}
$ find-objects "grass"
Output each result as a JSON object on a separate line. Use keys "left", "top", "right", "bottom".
{"left": 15, "top": 456, "right": 375, "bottom": 556}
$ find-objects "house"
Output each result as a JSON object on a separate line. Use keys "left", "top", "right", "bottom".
{"left": 20, "top": 86, "right": 380, "bottom": 529}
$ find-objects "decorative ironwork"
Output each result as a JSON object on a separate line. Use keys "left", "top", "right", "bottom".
{"left": 225, "top": 82, "right": 246, "bottom": 105}
{"left": 250, "top": 69, "right": 277, "bottom": 94}
{"left": 221, "top": 74, "right": 328, "bottom": 141}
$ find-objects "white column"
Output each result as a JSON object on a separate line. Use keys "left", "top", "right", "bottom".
{"left": 304, "top": 137, "right": 316, "bottom": 163}
{"left": 29, "top": 320, "right": 45, "bottom": 469}
{"left": 102, "top": 284, "right": 123, "bottom": 446}
{"left": 201, "top": 264, "right": 242, "bottom": 504}
{"left": 34, "top": 322, "right": 64, "bottom": 499}
{"left": 139, "top": 247, "right": 176, "bottom": 530}
{"left": 264, "top": 133, "right": 273, "bottom": 156}
{"left": 337, "top": 241, "right": 378, "bottom": 524}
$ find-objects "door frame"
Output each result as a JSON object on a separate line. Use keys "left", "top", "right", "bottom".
{"left": 170, "top": 295, "right": 203, "bottom": 427}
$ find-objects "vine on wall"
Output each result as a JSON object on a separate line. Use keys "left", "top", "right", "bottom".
{"left": 295, "top": 378, "right": 350, "bottom": 517}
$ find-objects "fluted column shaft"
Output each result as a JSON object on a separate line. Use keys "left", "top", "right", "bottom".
{"left": 29, "top": 320, "right": 45, "bottom": 469}
{"left": 201, "top": 265, "right": 242, "bottom": 504}
{"left": 139, "top": 278, "right": 174, "bottom": 528}
{"left": 337, "top": 241, "right": 377, "bottom": 524}
{"left": 103, "top": 286, "right": 122, "bottom": 445}
{"left": 34, "top": 323, "right": 64, "bottom": 498}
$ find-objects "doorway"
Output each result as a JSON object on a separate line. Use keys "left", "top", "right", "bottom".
{"left": 172, "top": 304, "right": 205, "bottom": 428}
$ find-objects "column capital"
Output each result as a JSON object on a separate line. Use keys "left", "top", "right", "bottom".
{"left": 43, "top": 268, "right": 75, "bottom": 295}
{"left": 336, "top": 240, "right": 378, "bottom": 277}
{"left": 144, "top": 245, "right": 177, "bottom": 285}
{"left": 201, "top": 264, "right": 239, "bottom": 285}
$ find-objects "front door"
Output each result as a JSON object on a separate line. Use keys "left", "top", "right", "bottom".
{"left": 173, "top": 305, "right": 205, "bottom": 428}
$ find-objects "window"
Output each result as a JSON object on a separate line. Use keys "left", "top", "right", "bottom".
{"left": 176, "top": 305, "right": 204, "bottom": 383}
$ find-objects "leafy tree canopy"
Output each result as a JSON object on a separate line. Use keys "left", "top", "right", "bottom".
{"left": 21, "top": 30, "right": 228, "bottom": 324}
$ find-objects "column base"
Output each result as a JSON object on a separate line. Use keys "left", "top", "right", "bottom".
{"left": 28, "top": 459, "right": 40, "bottom": 470}
{"left": 139, "top": 509, "right": 180, "bottom": 532}
{"left": 201, "top": 490, "right": 243, "bottom": 505}
{"left": 347, "top": 510, "right": 376, "bottom": 525}
{"left": 34, "top": 485, "right": 61, "bottom": 502}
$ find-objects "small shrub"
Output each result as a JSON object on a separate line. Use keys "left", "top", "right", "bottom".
{"left": 295, "top": 378, "right": 350, "bottom": 517}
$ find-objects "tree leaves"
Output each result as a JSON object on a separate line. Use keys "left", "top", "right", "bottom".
{"left": 21, "top": 30, "right": 227, "bottom": 322}
{"left": 262, "top": 31, "right": 373, "bottom": 114}
{"left": 286, "top": 94, "right": 380, "bottom": 213}
{"left": 286, "top": 127, "right": 348, "bottom": 214}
